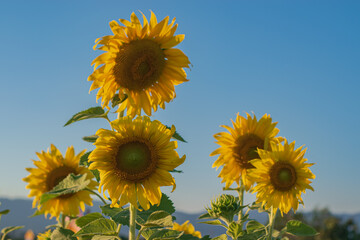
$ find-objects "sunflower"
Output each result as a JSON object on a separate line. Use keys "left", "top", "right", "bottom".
{"left": 210, "top": 113, "right": 283, "bottom": 190}
{"left": 23, "top": 145, "right": 97, "bottom": 218}
{"left": 37, "top": 230, "right": 51, "bottom": 240}
{"left": 248, "top": 140, "right": 315, "bottom": 215}
{"left": 88, "top": 116, "right": 185, "bottom": 210}
{"left": 172, "top": 221, "right": 202, "bottom": 238}
{"left": 89, "top": 11, "right": 190, "bottom": 117}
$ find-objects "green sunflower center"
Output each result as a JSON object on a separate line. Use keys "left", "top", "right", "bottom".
{"left": 46, "top": 166, "right": 76, "bottom": 198}
{"left": 270, "top": 162, "right": 297, "bottom": 192}
{"left": 233, "top": 134, "right": 264, "bottom": 169}
{"left": 113, "top": 39, "right": 166, "bottom": 91}
{"left": 115, "top": 138, "right": 157, "bottom": 182}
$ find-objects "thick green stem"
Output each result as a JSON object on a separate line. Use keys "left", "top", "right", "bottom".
{"left": 85, "top": 188, "right": 107, "bottom": 205}
{"left": 129, "top": 204, "right": 137, "bottom": 240}
{"left": 267, "top": 207, "right": 277, "bottom": 240}
{"left": 237, "top": 183, "right": 245, "bottom": 229}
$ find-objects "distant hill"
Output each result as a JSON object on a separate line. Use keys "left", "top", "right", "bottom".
{"left": 1, "top": 198, "right": 359, "bottom": 238}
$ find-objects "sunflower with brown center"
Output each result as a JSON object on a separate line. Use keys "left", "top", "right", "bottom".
{"left": 88, "top": 116, "right": 185, "bottom": 210}
{"left": 89, "top": 11, "right": 190, "bottom": 117}
{"left": 248, "top": 140, "right": 315, "bottom": 215}
{"left": 23, "top": 145, "right": 97, "bottom": 218}
{"left": 210, "top": 113, "right": 283, "bottom": 190}
{"left": 172, "top": 221, "right": 202, "bottom": 238}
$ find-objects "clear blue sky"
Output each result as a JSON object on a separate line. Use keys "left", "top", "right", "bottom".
{"left": 1, "top": 0, "right": 359, "bottom": 214}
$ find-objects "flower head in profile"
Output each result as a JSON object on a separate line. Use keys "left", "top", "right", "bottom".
{"left": 210, "top": 113, "right": 283, "bottom": 190}
{"left": 89, "top": 11, "right": 190, "bottom": 117}
{"left": 173, "top": 221, "right": 202, "bottom": 238}
{"left": 248, "top": 140, "right": 315, "bottom": 215}
{"left": 88, "top": 116, "right": 185, "bottom": 210}
{"left": 23, "top": 145, "right": 97, "bottom": 218}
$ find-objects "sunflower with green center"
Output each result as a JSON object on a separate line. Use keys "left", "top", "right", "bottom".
{"left": 88, "top": 116, "right": 185, "bottom": 210}
{"left": 89, "top": 11, "right": 190, "bottom": 117}
{"left": 210, "top": 113, "right": 283, "bottom": 190}
{"left": 248, "top": 140, "right": 315, "bottom": 215}
{"left": 172, "top": 221, "right": 202, "bottom": 238}
{"left": 23, "top": 145, "right": 97, "bottom": 218}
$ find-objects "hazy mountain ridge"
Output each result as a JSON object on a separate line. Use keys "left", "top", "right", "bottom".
{"left": 1, "top": 198, "right": 359, "bottom": 238}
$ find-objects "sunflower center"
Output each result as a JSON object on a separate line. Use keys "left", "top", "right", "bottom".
{"left": 270, "top": 162, "right": 297, "bottom": 192}
{"left": 115, "top": 138, "right": 157, "bottom": 182}
{"left": 46, "top": 166, "right": 76, "bottom": 199}
{"left": 233, "top": 134, "right": 264, "bottom": 169}
{"left": 113, "top": 39, "right": 165, "bottom": 91}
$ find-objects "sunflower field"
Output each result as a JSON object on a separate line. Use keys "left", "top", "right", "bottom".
{"left": 1, "top": 11, "right": 317, "bottom": 240}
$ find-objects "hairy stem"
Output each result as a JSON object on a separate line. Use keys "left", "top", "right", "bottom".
{"left": 129, "top": 204, "right": 137, "bottom": 240}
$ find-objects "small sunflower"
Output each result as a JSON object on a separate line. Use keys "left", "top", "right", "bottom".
{"left": 210, "top": 113, "right": 283, "bottom": 190}
{"left": 88, "top": 116, "right": 185, "bottom": 210}
{"left": 23, "top": 145, "right": 97, "bottom": 218}
{"left": 248, "top": 140, "right": 315, "bottom": 215}
{"left": 172, "top": 221, "right": 202, "bottom": 238}
{"left": 37, "top": 229, "right": 51, "bottom": 240}
{"left": 89, "top": 11, "right": 190, "bottom": 117}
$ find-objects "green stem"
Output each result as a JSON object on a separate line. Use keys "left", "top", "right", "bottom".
{"left": 267, "top": 207, "right": 277, "bottom": 240}
{"left": 61, "top": 214, "right": 66, "bottom": 228}
{"left": 116, "top": 223, "right": 122, "bottom": 236}
{"left": 237, "top": 183, "right": 245, "bottom": 229}
{"left": 85, "top": 188, "right": 107, "bottom": 205}
{"left": 129, "top": 204, "right": 137, "bottom": 240}
{"left": 135, "top": 228, "right": 144, "bottom": 240}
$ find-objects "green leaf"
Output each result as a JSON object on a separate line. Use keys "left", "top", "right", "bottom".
{"left": 198, "top": 220, "right": 226, "bottom": 228}
{"left": 74, "top": 218, "right": 118, "bottom": 237}
{"left": 101, "top": 205, "right": 130, "bottom": 226}
{"left": 166, "top": 125, "right": 187, "bottom": 143}
{"left": 91, "top": 169, "right": 100, "bottom": 182}
{"left": 51, "top": 228, "right": 76, "bottom": 240}
{"left": 211, "top": 234, "right": 227, "bottom": 240}
{"left": 142, "top": 210, "right": 173, "bottom": 228}
{"left": 1, "top": 226, "right": 24, "bottom": 238}
{"left": 80, "top": 152, "right": 92, "bottom": 167}
{"left": 111, "top": 94, "right": 128, "bottom": 108}
{"left": 40, "top": 174, "right": 90, "bottom": 204}
{"left": 137, "top": 193, "right": 176, "bottom": 223}
{"left": 82, "top": 135, "right": 98, "bottom": 143}
{"left": 148, "top": 229, "right": 184, "bottom": 240}
{"left": 92, "top": 236, "right": 118, "bottom": 240}
{"left": 64, "top": 107, "right": 107, "bottom": 127}
{"left": 284, "top": 220, "right": 318, "bottom": 237}
{"left": 246, "top": 220, "right": 265, "bottom": 233}
{"left": 76, "top": 212, "right": 104, "bottom": 228}
{"left": 226, "top": 222, "right": 244, "bottom": 240}
{"left": 0, "top": 209, "right": 9, "bottom": 222}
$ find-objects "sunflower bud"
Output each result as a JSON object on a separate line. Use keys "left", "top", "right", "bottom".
{"left": 206, "top": 194, "right": 241, "bottom": 225}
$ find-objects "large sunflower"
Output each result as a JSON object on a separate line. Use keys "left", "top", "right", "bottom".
{"left": 248, "top": 140, "right": 315, "bottom": 215}
{"left": 89, "top": 11, "right": 190, "bottom": 117}
{"left": 88, "top": 116, "right": 185, "bottom": 210}
{"left": 210, "top": 113, "right": 283, "bottom": 190}
{"left": 23, "top": 145, "right": 97, "bottom": 218}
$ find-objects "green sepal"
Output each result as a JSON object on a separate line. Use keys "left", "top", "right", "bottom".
{"left": 198, "top": 212, "right": 212, "bottom": 220}
{"left": 198, "top": 220, "right": 227, "bottom": 228}
{"left": 76, "top": 212, "right": 104, "bottom": 228}
{"left": 283, "top": 220, "right": 318, "bottom": 237}
{"left": 51, "top": 228, "right": 76, "bottom": 240}
{"left": 74, "top": 218, "right": 118, "bottom": 237}
{"left": 226, "top": 222, "right": 244, "bottom": 239}
{"left": 170, "top": 169, "right": 183, "bottom": 173}
{"left": 1, "top": 226, "right": 24, "bottom": 239}
{"left": 40, "top": 174, "right": 90, "bottom": 204}
{"left": 82, "top": 135, "right": 98, "bottom": 143}
{"left": 111, "top": 94, "right": 128, "bottom": 108}
{"left": 211, "top": 234, "right": 227, "bottom": 240}
{"left": 166, "top": 126, "right": 187, "bottom": 143}
{"left": 0, "top": 209, "right": 9, "bottom": 222}
{"left": 64, "top": 107, "right": 108, "bottom": 127}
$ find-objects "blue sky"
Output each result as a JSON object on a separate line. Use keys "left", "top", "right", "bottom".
{"left": 1, "top": 0, "right": 360, "bottom": 214}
